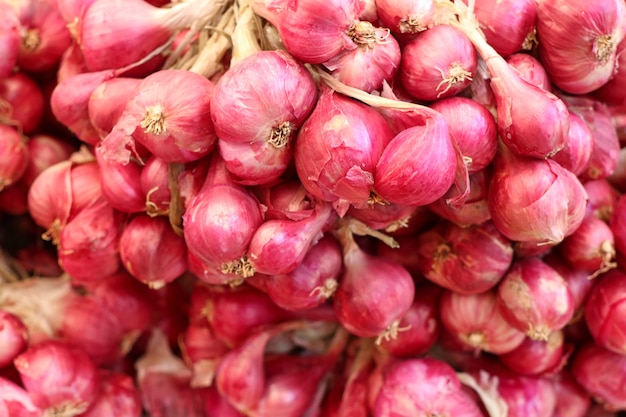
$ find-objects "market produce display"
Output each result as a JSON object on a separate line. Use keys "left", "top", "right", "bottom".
{"left": 1, "top": 0, "right": 626, "bottom": 416}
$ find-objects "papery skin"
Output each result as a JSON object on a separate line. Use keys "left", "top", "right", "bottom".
{"left": 88, "top": 77, "right": 142, "bottom": 139}
{"left": 497, "top": 257, "right": 574, "bottom": 341}
{"left": 536, "top": 0, "right": 626, "bottom": 94}
{"left": 416, "top": 220, "right": 513, "bottom": 294}
{"left": 372, "top": 358, "right": 485, "bottom": 417}
{"left": 474, "top": 0, "right": 537, "bottom": 57}
{"left": 488, "top": 146, "right": 587, "bottom": 245}
{"left": 252, "top": 0, "right": 362, "bottom": 64}
{"left": 401, "top": 25, "right": 477, "bottom": 101}
{"left": 374, "top": 113, "right": 457, "bottom": 207}
{"left": 294, "top": 89, "right": 394, "bottom": 216}
{"left": 218, "top": 139, "right": 293, "bottom": 186}
{"left": 584, "top": 269, "right": 626, "bottom": 355}
{"left": 572, "top": 343, "right": 626, "bottom": 411}
{"left": 439, "top": 290, "right": 525, "bottom": 354}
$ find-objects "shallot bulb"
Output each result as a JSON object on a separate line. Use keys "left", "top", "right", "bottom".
{"left": 550, "top": 111, "right": 594, "bottom": 176}
{"left": 0, "top": 73, "right": 45, "bottom": 134}
{"left": 372, "top": 358, "right": 485, "bottom": 417}
{"left": 456, "top": 12, "right": 570, "bottom": 158}
{"left": 400, "top": 25, "right": 477, "bottom": 101}
{"left": 497, "top": 257, "right": 574, "bottom": 341}
{"left": 543, "top": 252, "right": 595, "bottom": 319}
{"left": 439, "top": 290, "right": 525, "bottom": 354}
{"left": 0, "top": 311, "right": 28, "bottom": 368}
{"left": 505, "top": 53, "right": 551, "bottom": 91}
{"left": 473, "top": 0, "right": 537, "bottom": 57}
{"left": 593, "top": 40, "right": 626, "bottom": 106}
{"left": 333, "top": 228, "right": 415, "bottom": 342}
{"left": 374, "top": 0, "right": 435, "bottom": 36}
{"left": 14, "top": 340, "right": 100, "bottom": 416}
{"left": 21, "top": 134, "right": 75, "bottom": 188}
{"left": 584, "top": 269, "right": 626, "bottom": 355}
{"left": 95, "top": 147, "right": 145, "bottom": 213}
{"left": 119, "top": 214, "right": 187, "bottom": 289}
{"left": 416, "top": 220, "right": 513, "bottom": 294}
{"left": 57, "top": 42, "right": 89, "bottom": 82}
{"left": 498, "top": 331, "right": 569, "bottom": 376}
{"left": 183, "top": 157, "right": 265, "bottom": 283}
{"left": 211, "top": 50, "right": 317, "bottom": 184}
{"left": 139, "top": 155, "right": 171, "bottom": 217}
{"left": 101, "top": 69, "right": 217, "bottom": 164}
{"left": 248, "top": 202, "right": 335, "bottom": 276}
{"left": 536, "top": 0, "right": 626, "bottom": 94}
{"left": 0, "top": 3, "right": 19, "bottom": 78}
{"left": 252, "top": 0, "right": 362, "bottom": 64}
{"left": 9, "top": 0, "right": 72, "bottom": 72}
{"left": 80, "top": 0, "right": 223, "bottom": 71}
{"left": 0, "top": 377, "right": 43, "bottom": 417}
{"left": 88, "top": 77, "right": 141, "bottom": 139}
{"left": 378, "top": 284, "right": 440, "bottom": 357}
{"left": 323, "top": 24, "right": 401, "bottom": 93}
{"left": 611, "top": 194, "right": 626, "bottom": 257}
{"left": 265, "top": 234, "right": 343, "bottom": 311}
{"left": 429, "top": 97, "right": 498, "bottom": 173}
{"left": 551, "top": 372, "right": 591, "bottom": 417}
{"left": 373, "top": 110, "right": 457, "bottom": 207}
{"left": 488, "top": 144, "right": 587, "bottom": 245}
{"left": 80, "top": 371, "right": 143, "bottom": 417}
{"left": 572, "top": 343, "right": 626, "bottom": 411}
{"left": 558, "top": 215, "right": 617, "bottom": 278}
{"left": 294, "top": 88, "right": 394, "bottom": 216}
{"left": 584, "top": 179, "right": 618, "bottom": 222}
{"left": 0, "top": 125, "right": 29, "bottom": 191}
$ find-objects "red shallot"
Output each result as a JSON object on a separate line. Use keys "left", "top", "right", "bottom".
{"left": 374, "top": 0, "right": 435, "bottom": 36}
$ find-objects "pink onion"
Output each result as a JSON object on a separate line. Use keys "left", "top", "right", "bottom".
{"left": 79, "top": 0, "right": 220, "bottom": 71}
{"left": 543, "top": 252, "right": 595, "bottom": 320}
{"left": 611, "top": 194, "right": 626, "bottom": 257}
{"left": 428, "top": 168, "right": 491, "bottom": 227}
{"left": 21, "top": 134, "right": 75, "bottom": 188}
{"left": 497, "top": 257, "right": 574, "bottom": 341}
{"left": 430, "top": 97, "right": 497, "bottom": 173}
{"left": 139, "top": 155, "right": 171, "bottom": 217}
{"left": 100, "top": 69, "right": 217, "bottom": 164}
{"left": 563, "top": 95, "right": 621, "bottom": 181}
{"left": 487, "top": 144, "right": 588, "bottom": 245}
{"left": 375, "top": 233, "right": 425, "bottom": 278}
{"left": 505, "top": 53, "right": 551, "bottom": 91}
{"left": 374, "top": 0, "right": 434, "bottom": 36}
{"left": 119, "top": 214, "right": 187, "bottom": 289}
{"left": 0, "top": 311, "right": 28, "bottom": 368}
{"left": 440, "top": 289, "right": 525, "bottom": 354}
{"left": 88, "top": 77, "right": 141, "bottom": 139}
{"left": 57, "top": 198, "right": 123, "bottom": 284}
{"left": 558, "top": 215, "right": 617, "bottom": 278}
{"left": 400, "top": 25, "right": 477, "bottom": 101}
{"left": 373, "top": 110, "right": 457, "bottom": 207}
{"left": 14, "top": 340, "right": 100, "bottom": 416}
{"left": 333, "top": 226, "right": 415, "bottom": 341}
{"left": 248, "top": 202, "right": 334, "bottom": 276}
{"left": 372, "top": 358, "right": 485, "bottom": 417}
{"left": 498, "top": 331, "right": 569, "bottom": 376}
{"left": 551, "top": 372, "right": 591, "bottom": 417}
{"left": 584, "top": 179, "right": 618, "bottom": 222}
{"left": 572, "top": 343, "right": 626, "bottom": 411}
{"left": 183, "top": 157, "right": 264, "bottom": 283}
{"left": 323, "top": 24, "right": 401, "bottom": 93}
{"left": 347, "top": 202, "right": 421, "bottom": 234}
{"left": 416, "top": 220, "right": 513, "bottom": 294}
{"left": 0, "top": 72, "right": 45, "bottom": 134}
{"left": 80, "top": 371, "right": 142, "bottom": 417}
{"left": 252, "top": 0, "right": 362, "bottom": 64}
{"left": 294, "top": 88, "right": 394, "bottom": 216}
{"left": 265, "top": 234, "right": 342, "bottom": 311}
{"left": 57, "top": 42, "right": 89, "bottom": 82}
{"left": 0, "top": 376, "right": 42, "bottom": 417}
{"left": 95, "top": 148, "right": 144, "bottom": 214}
{"left": 181, "top": 322, "right": 229, "bottom": 387}
{"left": 536, "top": 0, "right": 626, "bottom": 94}
{"left": 584, "top": 269, "right": 626, "bottom": 355}
{"left": 457, "top": 16, "right": 570, "bottom": 158}
{"left": 378, "top": 284, "right": 440, "bottom": 357}
{"left": 0, "top": 125, "right": 29, "bottom": 192}
{"left": 593, "top": 40, "right": 626, "bottom": 106}
{"left": 474, "top": 0, "right": 537, "bottom": 56}
{"left": 0, "top": 3, "right": 19, "bottom": 78}
{"left": 10, "top": 0, "right": 72, "bottom": 72}
{"left": 550, "top": 111, "right": 594, "bottom": 176}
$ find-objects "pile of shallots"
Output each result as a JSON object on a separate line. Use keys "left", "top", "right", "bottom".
{"left": 1, "top": 0, "right": 626, "bottom": 416}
